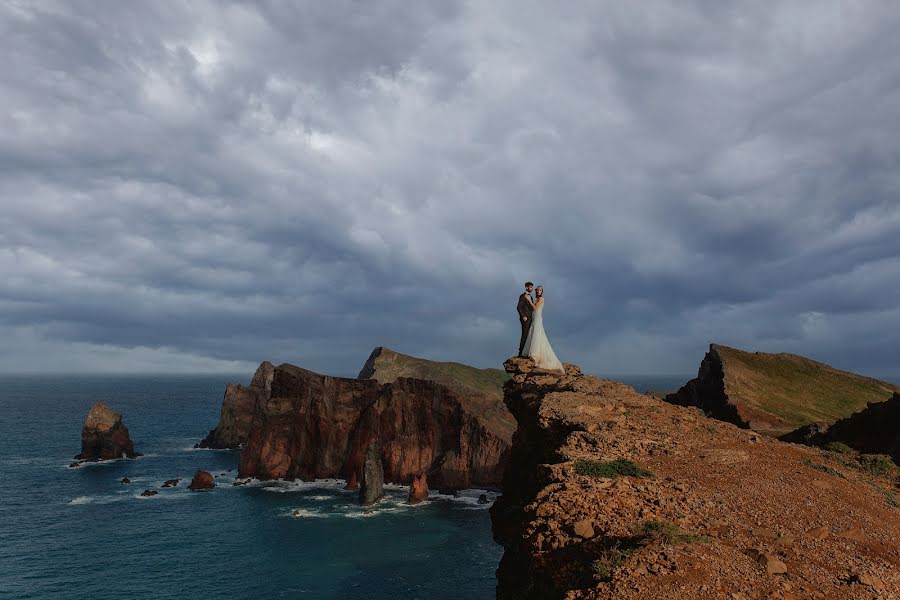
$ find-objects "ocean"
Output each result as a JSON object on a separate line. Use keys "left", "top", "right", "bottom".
{"left": 0, "top": 375, "right": 503, "bottom": 600}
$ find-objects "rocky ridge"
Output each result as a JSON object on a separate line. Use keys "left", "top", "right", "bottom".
{"left": 237, "top": 362, "right": 510, "bottom": 489}
{"left": 492, "top": 357, "right": 900, "bottom": 599}
{"left": 666, "top": 344, "right": 899, "bottom": 434}
{"left": 783, "top": 393, "right": 900, "bottom": 465}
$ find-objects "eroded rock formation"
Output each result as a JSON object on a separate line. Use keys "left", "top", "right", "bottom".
{"left": 75, "top": 401, "right": 141, "bottom": 461}
{"left": 408, "top": 472, "right": 428, "bottom": 504}
{"left": 237, "top": 363, "right": 510, "bottom": 489}
{"left": 492, "top": 356, "right": 900, "bottom": 599}
{"left": 359, "top": 444, "right": 384, "bottom": 505}
{"left": 196, "top": 361, "right": 274, "bottom": 449}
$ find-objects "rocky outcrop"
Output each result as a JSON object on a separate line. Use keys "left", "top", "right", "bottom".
{"left": 408, "top": 472, "right": 428, "bottom": 504}
{"left": 492, "top": 356, "right": 900, "bottom": 599}
{"left": 188, "top": 470, "right": 215, "bottom": 490}
{"left": 75, "top": 401, "right": 141, "bottom": 461}
{"left": 196, "top": 361, "right": 274, "bottom": 449}
{"left": 359, "top": 444, "right": 384, "bottom": 505}
{"left": 783, "top": 393, "right": 900, "bottom": 464}
{"left": 237, "top": 363, "right": 511, "bottom": 489}
{"left": 666, "top": 344, "right": 899, "bottom": 433}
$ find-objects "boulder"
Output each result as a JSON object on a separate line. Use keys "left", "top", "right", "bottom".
{"left": 188, "top": 470, "right": 215, "bottom": 490}
{"left": 359, "top": 444, "right": 384, "bottom": 505}
{"left": 407, "top": 472, "right": 428, "bottom": 504}
{"left": 477, "top": 493, "right": 490, "bottom": 504}
{"left": 121, "top": 477, "right": 131, "bottom": 484}
{"left": 161, "top": 479, "right": 180, "bottom": 488}
{"left": 344, "top": 471, "right": 359, "bottom": 490}
{"left": 75, "top": 401, "right": 141, "bottom": 461}
{"left": 140, "top": 489, "right": 158, "bottom": 497}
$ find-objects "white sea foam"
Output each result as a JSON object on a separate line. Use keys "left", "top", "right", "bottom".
{"left": 67, "top": 496, "right": 94, "bottom": 505}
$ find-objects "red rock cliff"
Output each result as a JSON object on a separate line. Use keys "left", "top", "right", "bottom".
{"left": 237, "top": 363, "right": 510, "bottom": 489}
{"left": 197, "top": 361, "right": 274, "bottom": 449}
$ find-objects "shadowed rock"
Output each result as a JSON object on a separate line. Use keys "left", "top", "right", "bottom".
{"left": 359, "top": 444, "right": 384, "bottom": 505}
{"left": 196, "top": 361, "right": 274, "bottom": 449}
{"left": 75, "top": 401, "right": 141, "bottom": 461}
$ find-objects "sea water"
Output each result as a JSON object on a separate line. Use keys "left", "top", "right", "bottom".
{"left": 0, "top": 375, "right": 502, "bottom": 599}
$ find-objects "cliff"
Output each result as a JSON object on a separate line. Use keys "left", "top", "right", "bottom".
{"left": 237, "top": 362, "right": 511, "bottom": 489}
{"left": 492, "top": 357, "right": 900, "bottom": 599}
{"left": 75, "top": 401, "right": 141, "bottom": 461}
{"left": 783, "top": 393, "right": 900, "bottom": 465}
{"left": 196, "top": 361, "right": 274, "bottom": 448}
{"left": 666, "top": 344, "right": 899, "bottom": 434}
{"left": 359, "top": 346, "right": 515, "bottom": 444}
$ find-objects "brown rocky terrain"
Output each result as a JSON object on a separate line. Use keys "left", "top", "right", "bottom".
{"left": 75, "top": 401, "right": 141, "bottom": 461}
{"left": 666, "top": 344, "right": 899, "bottom": 435}
{"left": 492, "top": 357, "right": 900, "bottom": 599}
{"left": 196, "top": 361, "right": 274, "bottom": 448}
{"left": 783, "top": 393, "right": 900, "bottom": 465}
{"left": 237, "top": 362, "right": 511, "bottom": 489}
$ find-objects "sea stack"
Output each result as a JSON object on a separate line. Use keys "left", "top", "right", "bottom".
{"left": 75, "top": 401, "right": 140, "bottom": 461}
{"left": 407, "top": 472, "right": 428, "bottom": 504}
{"left": 359, "top": 444, "right": 384, "bottom": 505}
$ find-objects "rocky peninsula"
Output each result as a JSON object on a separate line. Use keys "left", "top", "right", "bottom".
{"left": 492, "top": 357, "right": 900, "bottom": 598}
{"left": 236, "top": 361, "right": 512, "bottom": 489}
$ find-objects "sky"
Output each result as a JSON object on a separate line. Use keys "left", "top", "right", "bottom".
{"left": 2, "top": 1, "right": 899, "bottom": 378}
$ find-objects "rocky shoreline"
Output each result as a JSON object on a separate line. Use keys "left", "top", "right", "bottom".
{"left": 491, "top": 356, "right": 900, "bottom": 598}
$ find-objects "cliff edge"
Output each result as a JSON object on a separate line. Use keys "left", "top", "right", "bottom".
{"left": 492, "top": 357, "right": 900, "bottom": 599}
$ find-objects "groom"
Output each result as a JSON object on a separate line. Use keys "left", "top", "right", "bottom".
{"left": 516, "top": 281, "right": 535, "bottom": 357}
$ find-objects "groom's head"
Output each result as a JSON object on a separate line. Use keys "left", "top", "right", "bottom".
{"left": 524, "top": 281, "right": 534, "bottom": 293}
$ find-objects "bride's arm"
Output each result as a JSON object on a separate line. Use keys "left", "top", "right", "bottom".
{"left": 533, "top": 298, "right": 543, "bottom": 308}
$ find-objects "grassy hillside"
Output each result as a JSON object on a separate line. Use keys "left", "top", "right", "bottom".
{"left": 358, "top": 347, "right": 514, "bottom": 440}
{"left": 715, "top": 344, "right": 900, "bottom": 430}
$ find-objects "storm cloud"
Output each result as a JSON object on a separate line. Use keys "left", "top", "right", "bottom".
{"left": 2, "top": 1, "right": 899, "bottom": 377}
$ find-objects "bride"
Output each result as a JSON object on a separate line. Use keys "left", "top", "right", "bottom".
{"left": 522, "top": 286, "right": 564, "bottom": 371}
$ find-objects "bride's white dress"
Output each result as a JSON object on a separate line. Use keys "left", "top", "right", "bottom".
{"left": 523, "top": 299, "right": 564, "bottom": 371}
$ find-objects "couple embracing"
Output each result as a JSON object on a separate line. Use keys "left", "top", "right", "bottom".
{"left": 516, "top": 281, "right": 564, "bottom": 371}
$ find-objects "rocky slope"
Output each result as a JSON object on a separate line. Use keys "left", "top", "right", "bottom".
{"left": 666, "top": 344, "right": 899, "bottom": 434}
{"left": 492, "top": 357, "right": 900, "bottom": 599}
{"left": 75, "top": 401, "right": 141, "bottom": 461}
{"left": 196, "top": 361, "right": 274, "bottom": 448}
{"left": 783, "top": 393, "right": 900, "bottom": 465}
{"left": 237, "top": 362, "right": 511, "bottom": 489}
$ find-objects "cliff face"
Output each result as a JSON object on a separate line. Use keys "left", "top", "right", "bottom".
{"left": 783, "top": 393, "right": 900, "bottom": 465}
{"left": 237, "top": 363, "right": 510, "bottom": 489}
{"left": 492, "top": 357, "right": 900, "bottom": 599}
{"left": 196, "top": 361, "right": 274, "bottom": 449}
{"left": 666, "top": 344, "right": 899, "bottom": 434}
{"left": 76, "top": 401, "right": 140, "bottom": 461}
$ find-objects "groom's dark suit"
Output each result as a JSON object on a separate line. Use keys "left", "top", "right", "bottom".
{"left": 517, "top": 292, "right": 534, "bottom": 357}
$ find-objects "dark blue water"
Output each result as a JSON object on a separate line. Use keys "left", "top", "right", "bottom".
{"left": 0, "top": 375, "right": 503, "bottom": 600}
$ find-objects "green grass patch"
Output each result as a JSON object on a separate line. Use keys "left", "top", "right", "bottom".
{"left": 638, "top": 520, "right": 710, "bottom": 545}
{"left": 590, "top": 544, "right": 632, "bottom": 582}
{"left": 846, "top": 454, "right": 897, "bottom": 478}
{"left": 802, "top": 458, "right": 846, "bottom": 479}
{"left": 824, "top": 441, "right": 854, "bottom": 454}
{"left": 884, "top": 491, "right": 899, "bottom": 509}
{"left": 575, "top": 459, "right": 653, "bottom": 479}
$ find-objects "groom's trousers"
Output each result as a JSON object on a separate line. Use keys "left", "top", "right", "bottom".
{"left": 518, "top": 318, "right": 532, "bottom": 357}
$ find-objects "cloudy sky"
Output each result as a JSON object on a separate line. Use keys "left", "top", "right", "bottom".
{"left": 2, "top": 1, "right": 899, "bottom": 378}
